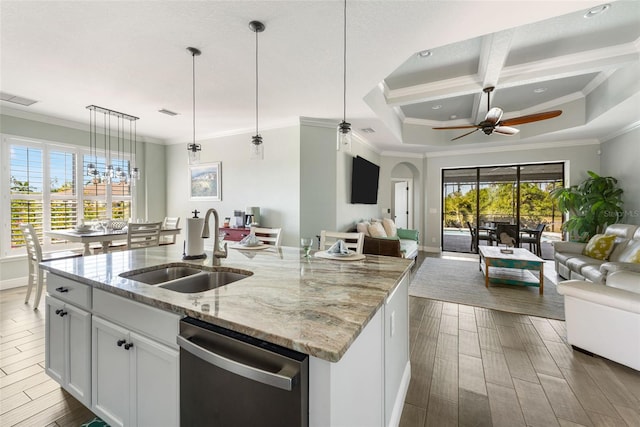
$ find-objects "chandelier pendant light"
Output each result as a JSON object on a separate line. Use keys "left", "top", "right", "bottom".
{"left": 337, "top": 0, "right": 352, "bottom": 152}
{"left": 129, "top": 119, "right": 140, "bottom": 185}
{"left": 187, "top": 47, "right": 202, "bottom": 164}
{"left": 86, "top": 105, "right": 139, "bottom": 185}
{"left": 86, "top": 107, "right": 100, "bottom": 182}
{"left": 249, "top": 20, "right": 265, "bottom": 160}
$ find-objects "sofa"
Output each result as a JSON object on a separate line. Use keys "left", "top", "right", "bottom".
{"left": 554, "top": 224, "right": 640, "bottom": 284}
{"left": 354, "top": 219, "right": 419, "bottom": 259}
{"left": 557, "top": 270, "right": 640, "bottom": 370}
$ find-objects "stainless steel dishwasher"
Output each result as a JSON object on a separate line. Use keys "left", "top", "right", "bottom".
{"left": 178, "top": 317, "right": 309, "bottom": 426}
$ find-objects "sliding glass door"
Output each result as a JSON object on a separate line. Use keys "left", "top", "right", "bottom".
{"left": 442, "top": 163, "right": 564, "bottom": 258}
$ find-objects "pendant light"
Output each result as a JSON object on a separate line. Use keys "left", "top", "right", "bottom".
{"left": 249, "top": 20, "right": 265, "bottom": 160}
{"left": 337, "top": 0, "right": 352, "bottom": 152}
{"left": 129, "top": 119, "right": 140, "bottom": 185}
{"left": 104, "top": 113, "right": 114, "bottom": 184}
{"left": 186, "top": 47, "right": 202, "bottom": 164}
{"left": 86, "top": 106, "right": 100, "bottom": 183}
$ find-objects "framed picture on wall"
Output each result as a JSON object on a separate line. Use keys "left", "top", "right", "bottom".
{"left": 189, "top": 162, "right": 221, "bottom": 201}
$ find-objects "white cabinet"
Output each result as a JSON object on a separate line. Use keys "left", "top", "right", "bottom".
{"left": 92, "top": 290, "right": 179, "bottom": 427}
{"left": 45, "top": 295, "right": 91, "bottom": 407}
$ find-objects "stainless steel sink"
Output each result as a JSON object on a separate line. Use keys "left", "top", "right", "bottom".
{"left": 120, "top": 263, "right": 252, "bottom": 293}
{"left": 159, "top": 271, "right": 249, "bottom": 293}
{"left": 121, "top": 265, "right": 203, "bottom": 285}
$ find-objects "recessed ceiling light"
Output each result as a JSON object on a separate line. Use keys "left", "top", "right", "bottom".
{"left": 533, "top": 88, "right": 547, "bottom": 94}
{"left": 432, "top": 104, "right": 442, "bottom": 110}
{"left": 360, "top": 127, "right": 376, "bottom": 133}
{"left": 158, "top": 108, "right": 178, "bottom": 116}
{"left": 418, "top": 50, "right": 432, "bottom": 58}
{"left": 584, "top": 4, "right": 610, "bottom": 18}
{"left": 449, "top": 115, "right": 457, "bottom": 120}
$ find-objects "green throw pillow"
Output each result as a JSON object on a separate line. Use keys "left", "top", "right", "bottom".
{"left": 582, "top": 234, "right": 616, "bottom": 260}
{"left": 397, "top": 228, "right": 419, "bottom": 241}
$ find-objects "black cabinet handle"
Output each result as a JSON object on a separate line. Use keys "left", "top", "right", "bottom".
{"left": 55, "top": 309, "right": 62, "bottom": 315}
{"left": 55, "top": 287, "right": 69, "bottom": 293}
{"left": 59, "top": 311, "right": 67, "bottom": 317}
{"left": 124, "top": 342, "right": 134, "bottom": 350}
{"left": 117, "top": 339, "right": 126, "bottom": 347}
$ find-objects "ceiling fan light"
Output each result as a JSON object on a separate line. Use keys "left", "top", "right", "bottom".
{"left": 494, "top": 126, "right": 520, "bottom": 136}
{"left": 485, "top": 107, "right": 503, "bottom": 124}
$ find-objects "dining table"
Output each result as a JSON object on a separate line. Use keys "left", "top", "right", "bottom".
{"left": 45, "top": 227, "right": 181, "bottom": 256}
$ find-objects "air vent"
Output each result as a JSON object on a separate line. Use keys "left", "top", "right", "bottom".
{"left": 0, "top": 91, "right": 38, "bottom": 106}
{"left": 158, "top": 108, "right": 178, "bottom": 116}
{"left": 360, "top": 127, "right": 376, "bottom": 133}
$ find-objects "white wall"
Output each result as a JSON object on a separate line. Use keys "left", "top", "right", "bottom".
{"left": 600, "top": 127, "right": 640, "bottom": 226}
{"left": 165, "top": 125, "right": 301, "bottom": 247}
{"left": 423, "top": 142, "right": 601, "bottom": 252}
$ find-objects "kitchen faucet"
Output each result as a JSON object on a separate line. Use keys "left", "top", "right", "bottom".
{"left": 201, "top": 208, "right": 228, "bottom": 265}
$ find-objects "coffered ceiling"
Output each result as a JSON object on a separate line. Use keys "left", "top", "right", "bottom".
{"left": 1, "top": 1, "right": 638, "bottom": 155}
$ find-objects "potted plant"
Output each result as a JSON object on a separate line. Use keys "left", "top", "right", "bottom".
{"left": 550, "top": 171, "right": 624, "bottom": 242}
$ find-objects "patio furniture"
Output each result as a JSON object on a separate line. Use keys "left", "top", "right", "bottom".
{"left": 520, "top": 223, "right": 545, "bottom": 256}
{"left": 467, "top": 221, "right": 494, "bottom": 252}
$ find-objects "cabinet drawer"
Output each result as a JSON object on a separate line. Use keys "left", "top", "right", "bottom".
{"left": 220, "top": 227, "right": 250, "bottom": 242}
{"left": 93, "top": 289, "right": 181, "bottom": 349}
{"left": 47, "top": 274, "right": 92, "bottom": 310}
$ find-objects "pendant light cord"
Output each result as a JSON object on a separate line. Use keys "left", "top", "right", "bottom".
{"left": 342, "top": 0, "right": 347, "bottom": 123}
{"left": 192, "top": 51, "right": 196, "bottom": 147}
{"left": 255, "top": 28, "right": 259, "bottom": 136}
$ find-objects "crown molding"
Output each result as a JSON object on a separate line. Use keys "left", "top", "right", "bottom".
{"left": 424, "top": 138, "right": 599, "bottom": 158}
{"left": 600, "top": 120, "right": 640, "bottom": 143}
{"left": 380, "top": 150, "right": 425, "bottom": 159}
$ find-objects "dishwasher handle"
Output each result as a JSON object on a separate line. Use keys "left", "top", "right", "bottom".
{"left": 177, "top": 335, "right": 297, "bottom": 391}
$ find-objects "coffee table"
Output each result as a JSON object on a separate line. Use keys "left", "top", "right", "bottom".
{"left": 478, "top": 247, "right": 544, "bottom": 295}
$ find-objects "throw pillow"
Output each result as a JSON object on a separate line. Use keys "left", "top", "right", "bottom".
{"left": 368, "top": 221, "right": 388, "bottom": 238}
{"left": 397, "top": 228, "right": 419, "bottom": 241}
{"left": 356, "top": 222, "right": 371, "bottom": 237}
{"left": 583, "top": 234, "right": 617, "bottom": 260}
{"left": 382, "top": 218, "right": 397, "bottom": 237}
{"left": 617, "top": 240, "right": 640, "bottom": 263}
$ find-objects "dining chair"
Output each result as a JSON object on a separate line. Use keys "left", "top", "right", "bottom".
{"left": 520, "top": 223, "right": 546, "bottom": 256}
{"left": 250, "top": 226, "right": 282, "bottom": 247}
{"left": 160, "top": 216, "right": 181, "bottom": 245}
{"left": 495, "top": 223, "right": 519, "bottom": 247}
{"left": 127, "top": 222, "right": 162, "bottom": 249}
{"left": 19, "top": 223, "right": 82, "bottom": 309}
{"left": 319, "top": 231, "right": 364, "bottom": 254}
{"left": 466, "top": 221, "right": 493, "bottom": 252}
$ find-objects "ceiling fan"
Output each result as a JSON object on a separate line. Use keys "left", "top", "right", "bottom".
{"left": 432, "top": 87, "right": 562, "bottom": 141}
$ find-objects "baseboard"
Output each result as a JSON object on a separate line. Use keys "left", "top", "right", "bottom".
{"left": 0, "top": 277, "right": 27, "bottom": 291}
{"left": 388, "top": 361, "right": 411, "bottom": 427}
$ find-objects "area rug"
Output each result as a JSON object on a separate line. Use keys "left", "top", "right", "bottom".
{"left": 409, "top": 256, "right": 565, "bottom": 320}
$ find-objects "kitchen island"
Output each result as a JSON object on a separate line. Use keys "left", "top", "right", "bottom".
{"left": 41, "top": 244, "right": 413, "bottom": 426}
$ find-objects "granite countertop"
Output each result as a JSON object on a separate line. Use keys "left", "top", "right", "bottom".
{"left": 40, "top": 244, "right": 413, "bottom": 362}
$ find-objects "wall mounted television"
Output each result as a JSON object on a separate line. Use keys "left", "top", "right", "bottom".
{"left": 350, "top": 155, "right": 380, "bottom": 204}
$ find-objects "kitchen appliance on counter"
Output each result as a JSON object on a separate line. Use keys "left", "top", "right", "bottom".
{"left": 246, "top": 206, "right": 261, "bottom": 226}
{"left": 178, "top": 317, "right": 309, "bottom": 426}
{"left": 233, "top": 210, "right": 245, "bottom": 228}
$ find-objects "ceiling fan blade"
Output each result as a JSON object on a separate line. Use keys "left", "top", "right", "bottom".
{"left": 451, "top": 128, "right": 480, "bottom": 141}
{"left": 432, "top": 125, "right": 479, "bottom": 130}
{"left": 500, "top": 110, "right": 562, "bottom": 126}
{"left": 494, "top": 126, "right": 520, "bottom": 136}
{"left": 484, "top": 107, "right": 503, "bottom": 125}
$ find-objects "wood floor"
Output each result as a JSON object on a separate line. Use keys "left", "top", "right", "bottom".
{"left": 399, "top": 297, "right": 640, "bottom": 427}
{"left": 2, "top": 259, "right": 639, "bottom": 426}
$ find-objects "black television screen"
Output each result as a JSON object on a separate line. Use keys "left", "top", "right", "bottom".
{"left": 351, "top": 155, "right": 380, "bottom": 204}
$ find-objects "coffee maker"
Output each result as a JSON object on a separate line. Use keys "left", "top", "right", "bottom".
{"left": 233, "top": 210, "right": 245, "bottom": 228}
{"left": 245, "top": 206, "right": 260, "bottom": 227}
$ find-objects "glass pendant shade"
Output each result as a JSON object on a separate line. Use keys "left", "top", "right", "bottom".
{"left": 87, "top": 163, "right": 97, "bottom": 177}
{"left": 337, "top": 120, "right": 352, "bottom": 152}
{"left": 188, "top": 143, "right": 201, "bottom": 164}
{"left": 250, "top": 135, "right": 264, "bottom": 160}
{"left": 103, "top": 165, "right": 114, "bottom": 184}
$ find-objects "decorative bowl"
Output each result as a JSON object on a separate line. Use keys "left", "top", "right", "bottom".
{"left": 110, "top": 220, "right": 127, "bottom": 230}
{"left": 74, "top": 224, "right": 91, "bottom": 232}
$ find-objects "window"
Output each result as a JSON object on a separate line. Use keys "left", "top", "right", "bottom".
{"left": 2, "top": 135, "right": 134, "bottom": 256}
